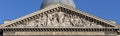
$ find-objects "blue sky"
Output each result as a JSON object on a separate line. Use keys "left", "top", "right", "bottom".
{"left": 0, "top": 0, "right": 120, "bottom": 24}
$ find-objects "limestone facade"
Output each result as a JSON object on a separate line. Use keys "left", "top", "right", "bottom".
{"left": 0, "top": 0, "right": 120, "bottom": 36}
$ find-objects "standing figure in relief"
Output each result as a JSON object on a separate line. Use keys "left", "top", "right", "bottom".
{"left": 39, "top": 15, "right": 47, "bottom": 26}
{"left": 70, "top": 15, "right": 75, "bottom": 26}
{"left": 48, "top": 12, "right": 59, "bottom": 27}
{"left": 62, "top": 14, "right": 71, "bottom": 26}
{"left": 47, "top": 14, "right": 53, "bottom": 26}
{"left": 59, "top": 12, "right": 64, "bottom": 23}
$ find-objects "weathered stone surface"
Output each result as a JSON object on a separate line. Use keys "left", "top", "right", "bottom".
{"left": 3, "top": 31, "right": 105, "bottom": 35}
{"left": 3, "top": 31, "right": 118, "bottom": 36}
{"left": 14, "top": 12, "right": 103, "bottom": 27}
{"left": 0, "top": 0, "right": 119, "bottom": 36}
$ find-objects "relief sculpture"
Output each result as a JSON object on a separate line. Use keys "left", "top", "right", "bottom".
{"left": 62, "top": 14, "right": 71, "bottom": 26}
{"left": 39, "top": 15, "right": 48, "bottom": 26}
{"left": 17, "top": 12, "right": 102, "bottom": 27}
{"left": 48, "top": 12, "right": 59, "bottom": 26}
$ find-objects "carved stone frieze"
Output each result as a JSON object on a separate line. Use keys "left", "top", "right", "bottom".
{"left": 15, "top": 12, "right": 103, "bottom": 27}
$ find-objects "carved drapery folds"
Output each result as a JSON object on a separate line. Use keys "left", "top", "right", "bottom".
{"left": 16, "top": 12, "right": 102, "bottom": 27}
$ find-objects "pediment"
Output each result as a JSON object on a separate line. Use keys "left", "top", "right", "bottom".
{"left": 1, "top": 4, "right": 118, "bottom": 28}
{"left": 11, "top": 12, "right": 103, "bottom": 27}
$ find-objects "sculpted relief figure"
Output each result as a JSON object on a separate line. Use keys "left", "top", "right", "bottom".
{"left": 26, "top": 20, "right": 36, "bottom": 27}
{"left": 38, "top": 15, "right": 48, "bottom": 26}
{"left": 59, "top": 12, "right": 64, "bottom": 24}
{"left": 18, "top": 12, "right": 102, "bottom": 27}
{"left": 25, "top": 15, "right": 48, "bottom": 27}
{"left": 61, "top": 13, "right": 72, "bottom": 26}
{"left": 68, "top": 15, "right": 102, "bottom": 27}
{"left": 70, "top": 15, "right": 85, "bottom": 27}
{"left": 48, "top": 12, "right": 72, "bottom": 27}
{"left": 70, "top": 15, "right": 78, "bottom": 26}
{"left": 80, "top": 18, "right": 102, "bottom": 27}
{"left": 48, "top": 12, "right": 59, "bottom": 27}
{"left": 81, "top": 18, "right": 88, "bottom": 27}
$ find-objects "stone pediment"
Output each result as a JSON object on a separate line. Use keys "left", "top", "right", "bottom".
{"left": 14, "top": 12, "right": 103, "bottom": 27}
{"left": 0, "top": 4, "right": 118, "bottom": 28}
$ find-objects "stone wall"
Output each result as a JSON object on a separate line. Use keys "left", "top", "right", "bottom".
{"left": 3, "top": 31, "right": 117, "bottom": 36}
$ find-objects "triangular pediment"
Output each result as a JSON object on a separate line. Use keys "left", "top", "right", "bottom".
{"left": 9, "top": 12, "right": 103, "bottom": 27}
{"left": 0, "top": 4, "right": 118, "bottom": 28}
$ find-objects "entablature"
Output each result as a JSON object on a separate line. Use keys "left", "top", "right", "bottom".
{"left": 0, "top": 27, "right": 119, "bottom": 32}
{"left": 0, "top": 4, "right": 118, "bottom": 28}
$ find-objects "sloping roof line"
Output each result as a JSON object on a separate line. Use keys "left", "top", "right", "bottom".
{"left": 0, "top": 4, "right": 118, "bottom": 28}
{"left": 0, "top": 4, "right": 60, "bottom": 27}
